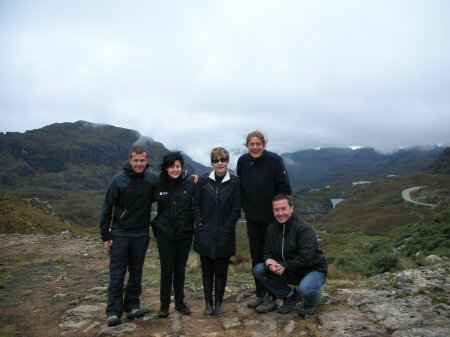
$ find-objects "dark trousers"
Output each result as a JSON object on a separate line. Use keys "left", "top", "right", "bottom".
{"left": 156, "top": 234, "right": 193, "bottom": 304}
{"left": 200, "top": 255, "right": 230, "bottom": 280}
{"left": 106, "top": 235, "right": 150, "bottom": 317}
{"left": 246, "top": 220, "right": 269, "bottom": 297}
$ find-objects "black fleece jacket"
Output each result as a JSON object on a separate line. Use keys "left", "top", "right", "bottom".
{"left": 237, "top": 150, "right": 291, "bottom": 224}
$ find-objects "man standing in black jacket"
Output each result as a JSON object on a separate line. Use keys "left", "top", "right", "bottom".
{"left": 100, "top": 146, "right": 157, "bottom": 327}
{"left": 252, "top": 194, "right": 327, "bottom": 316}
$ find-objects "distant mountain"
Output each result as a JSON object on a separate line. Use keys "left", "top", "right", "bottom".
{"left": 427, "top": 147, "right": 450, "bottom": 175}
{"left": 0, "top": 120, "right": 446, "bottom": 233}
{"left": 282, "top": 146, "right": 445, "bottom": 187}
{"left": 0, "top": 121, "right": 209, "bottom": 231}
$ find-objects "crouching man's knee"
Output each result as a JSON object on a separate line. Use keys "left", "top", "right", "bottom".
{"left": 252, "top": 263, "right": 267, "bottom": 280}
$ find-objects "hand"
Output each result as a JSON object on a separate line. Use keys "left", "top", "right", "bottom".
{"left": 191, "top": 174, "right": 199, "bottom": 184}
{"left": 103, "top": 240, "right": 113, "bottom": 251}
{"left": 269, "top": 263, "right": 285, "bottom": 275}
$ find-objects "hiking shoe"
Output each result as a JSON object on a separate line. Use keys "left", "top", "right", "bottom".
{"left": 175, "top": 301, "right": 191, "bottom": 315}
{"left": 277, "top": 289, "right": 301, "bottom": 314}
{"left": 126, "top": 308, "right": 144, "bottom": 319}
{"left": 255, "top": 296, "right": 277, "bottom": 313}
{"left": 107, "top": 314, "right": 121, "bottom": 327}
{"left": 247, "top": 296, "right": 264, "bottom": 308}
{"left": 298, "top": 305, "right": 317, "bottom": 317}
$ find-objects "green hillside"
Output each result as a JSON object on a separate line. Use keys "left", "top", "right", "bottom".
{"left": 315, "top": 172, "right": 450, "bottom": 277}
{"left": 0, "top": 194, "right": 85, "bottom": 235}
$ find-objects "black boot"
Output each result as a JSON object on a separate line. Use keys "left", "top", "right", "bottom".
{"left": 175, "top": 299, "right": 191, "bottom": 315}
{"left": 157, "top": 302, "right": 170, "bottom": 318}
{"left": 214, "top": 277, "right": 227, "bottom": 316}
{"left": 202, "top": 274, "right": 214, "bottom": 316}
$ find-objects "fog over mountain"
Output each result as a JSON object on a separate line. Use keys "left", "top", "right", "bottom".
{"left": 1, "top": 1, "right": 449, "bottom": 165}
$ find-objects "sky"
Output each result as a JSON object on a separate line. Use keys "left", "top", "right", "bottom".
{"left": 1, "top": 0, "right": 449, "bottom": 166}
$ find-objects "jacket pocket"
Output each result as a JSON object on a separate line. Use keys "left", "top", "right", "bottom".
{"left": 193, "top": 224, "right": 211, "bottom": 254}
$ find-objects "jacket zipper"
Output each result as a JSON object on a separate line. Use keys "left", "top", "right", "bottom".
{"left": 282, "top": 223, "right": 286, "bottom": 261}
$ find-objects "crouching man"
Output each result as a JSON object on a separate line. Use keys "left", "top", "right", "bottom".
{"left": 252, "top": 194, "right": 327, "bottom": 316}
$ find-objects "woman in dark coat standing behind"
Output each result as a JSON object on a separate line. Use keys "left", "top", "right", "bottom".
{"left": 193, "top": 147, "right": 241, "bottom": 316}
{"left": 236, "top": 130, "right": 292, "bottom": 309}
{"left": 152, "top": 151, "right": 195, "bottom": 318}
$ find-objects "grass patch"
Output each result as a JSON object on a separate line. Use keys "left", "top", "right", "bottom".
{"left": 0, "top": 325, "right": 20, "bottom": 337}
{"left": 379, "top": 192, "right": 404, "bottom": 207}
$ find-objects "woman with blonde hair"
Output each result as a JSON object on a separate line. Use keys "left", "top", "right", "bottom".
{"left": 193, "top": 147, "right": 241, "bottom": 316}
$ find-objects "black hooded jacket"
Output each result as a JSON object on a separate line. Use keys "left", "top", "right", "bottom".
{"left": 99, "top": 163, "right": 157, "bottom": 241}
{"left": 152, "top": 173, "right": 195, "bottom": 240}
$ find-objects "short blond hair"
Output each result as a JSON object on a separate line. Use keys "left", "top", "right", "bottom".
{"left": 210, "top": 147, "right": 229, "bottom": 162}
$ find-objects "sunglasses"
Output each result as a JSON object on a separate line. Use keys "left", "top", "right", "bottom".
{"left": 211, "top": 158, "right": 228, "bottom": 164}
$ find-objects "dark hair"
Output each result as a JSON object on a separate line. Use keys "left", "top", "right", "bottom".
{"left": 245, "top": 130, "right": 267, "bottom": 147}
{"left": 160, "top": 151, "right": 184, "bottom": 180}
{"left": 273, "top": 194, "right": 293, "bottom": 206}
{"left": 129, "top": 146, "right": 148, "bottom": 158}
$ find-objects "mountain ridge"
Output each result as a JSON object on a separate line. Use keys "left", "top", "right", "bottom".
{"left": 0, "top": 120, "right": 446, "bottom": 231}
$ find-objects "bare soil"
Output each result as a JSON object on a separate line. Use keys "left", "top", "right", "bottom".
{"left": 0, "top": 234, "right": 326, "bottom": 337}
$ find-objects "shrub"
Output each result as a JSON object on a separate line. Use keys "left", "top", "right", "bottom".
{"left": 333, "top": 249, "right": 398, "bottom": 277}
{"left": 369, "top": 251, "right": 398, "bottom": 274}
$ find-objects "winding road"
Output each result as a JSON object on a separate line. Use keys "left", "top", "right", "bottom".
{"left": 401, "top": 186, "right": 437, "bottom": 207}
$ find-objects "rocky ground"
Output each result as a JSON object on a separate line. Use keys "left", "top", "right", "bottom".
{"left": 0, "top": 232, "right": 449, "bottom": 337}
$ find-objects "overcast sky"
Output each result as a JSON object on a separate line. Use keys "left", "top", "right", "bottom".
{"left": 1, "top": 0, "right": 449, "bottom": 165}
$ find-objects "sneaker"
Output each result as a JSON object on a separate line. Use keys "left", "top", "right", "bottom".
{"left": 107, "top": 314, "right": 121, "bottom": 327}
{"left": 298, "top": 305, "right": 317, "bottom": 317}
{"left": 247, "top": 296, "right": 264, "bottom": 308}
{"left": 255, "top": 296, "right": 277, "bottom": 313}
{"left": 277, "top": 289, "right": 301, "bottom": 314}
{"left": 126, "top": 308, "right": 144, "bottom": 319}
{"left": 175, "top": 301, "right": 191, "bottom": 315}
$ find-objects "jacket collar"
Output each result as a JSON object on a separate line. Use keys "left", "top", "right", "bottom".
{"left": 123, "top": 163, "right": 148, "bottom": 177}
{"left": 276, "top": 214, "right": 295, "bottom": 227}
{"left": 208, "top": 170, "right": 231, "bottom": 183}
{"left": 249, "top": 149, "right": 267, "bottom": 162}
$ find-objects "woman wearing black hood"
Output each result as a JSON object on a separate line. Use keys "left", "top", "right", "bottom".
{"left": 152, "top": 151, "right": 195, "bottom": 318}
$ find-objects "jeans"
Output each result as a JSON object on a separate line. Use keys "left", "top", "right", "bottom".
{"left": 156, "top": 235, "right": 193, "bottom": 304}
{"left": 106, "top": 235, "right": 150, "bottom": 317}
{"left": 253, "top": 263, "right": 326, "bottom": 308}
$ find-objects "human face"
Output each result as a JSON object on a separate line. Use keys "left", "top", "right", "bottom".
{"left": 273, "top": 199, "right": 294, "bottom": 224}
{"left": 212, "top": 157, "right": 229, "bottom": 177}
{"left": 128, "top": 152, "right": 149, "bottom": 174}
{"left": 167, "top": 160, "right": 182, "bottom": 179}
{"left": 247, "top": 136, "right": 265, "bottom": 159}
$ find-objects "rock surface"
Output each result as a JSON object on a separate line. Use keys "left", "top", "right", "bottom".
{"left": 0, "top": 233, "right": 448, "bottom": 337}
